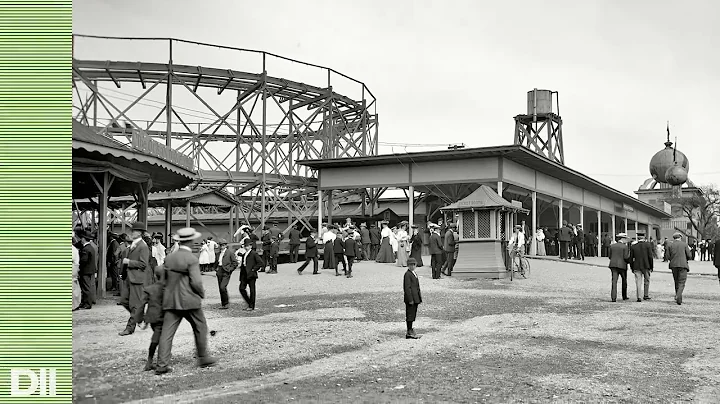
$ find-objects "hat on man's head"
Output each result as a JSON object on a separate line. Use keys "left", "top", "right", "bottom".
{"left": 153, "top": 232, "right": 164, "bottom": 239}
{"left": 407, "top": 257, "right": 417, "bottom": 266}
{"left": 173, "top": 227, "right": 202, "bottom": 242}
{"left": 515, "top": 224, "right": 522, "bottom": 229}
{"left": 428, "top": 222, "right": 439, "bottom": 229}
{"left": 360, "top": 222, "right": 367, "bottom": 227}
{"left": 78, "top": 229, "right": 94, "bottom": 240}
{"left": 449, "top": 223, "right": 457, "bottom": 228}
{"left": 218, "top": 238, "right": 228, "bottom": 245}
{"left": 131, "top": 222, "right": 147, "bottom": 232}
{"left": 411, "top": 224, "right": 418, "bottom": 228}
{"left": 577, "top": 224, "right": 582, "bottom": 227}
{"left": 616, "top": 233, "right": 627, "bottom": 238}
{"left": 673, "top": 232, "right": 683, "bottom": 239}
{"left": 243, "top": 237, "right": 254, "bottom": 246}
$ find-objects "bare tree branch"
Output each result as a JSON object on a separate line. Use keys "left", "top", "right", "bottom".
{"left": 663, "top": 184, "right": 720, "bottom": 239}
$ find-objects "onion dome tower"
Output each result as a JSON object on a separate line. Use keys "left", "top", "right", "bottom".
{"left": 648, "top": 123, "right": 690, "bottom": 197}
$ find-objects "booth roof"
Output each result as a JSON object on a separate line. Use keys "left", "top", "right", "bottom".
{"left": 72, "top": 120, "right": 196, "bottom": 198}
{"left": 440, "top": 185, "right": 529, "bottom": 213}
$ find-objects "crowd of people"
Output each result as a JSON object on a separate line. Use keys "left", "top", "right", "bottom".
{"left": 72, "top": 214, "right": 720, "bottom": 374}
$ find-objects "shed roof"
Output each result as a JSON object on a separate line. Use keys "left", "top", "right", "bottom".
{"left": 298, "top": 144, "right": 672, "bottom": 219}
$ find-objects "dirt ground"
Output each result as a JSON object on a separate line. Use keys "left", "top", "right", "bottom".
{"left": 72, "top": 257, "right": 720, "bottom": 403}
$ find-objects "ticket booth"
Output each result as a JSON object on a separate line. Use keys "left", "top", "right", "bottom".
{"left": 440, "top": 185, "right": 529, "bottom": 279}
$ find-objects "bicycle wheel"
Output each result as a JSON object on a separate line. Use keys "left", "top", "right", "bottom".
{"left": 520, "top": 257, "right": 530, "bottom": 278}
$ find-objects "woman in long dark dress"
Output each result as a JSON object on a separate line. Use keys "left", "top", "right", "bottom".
{"left": 375, "top": 221, "right": 395, "bottom": 263}
{"left": 409, "top": 225, "right": 424, "bottom": 267}
{"left": 322, "top": 226, "right": 337, "bottom": 269}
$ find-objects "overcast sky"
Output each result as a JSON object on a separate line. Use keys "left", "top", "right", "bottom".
{"left": 73, "top": 0, "right": 720, "bottom": 197}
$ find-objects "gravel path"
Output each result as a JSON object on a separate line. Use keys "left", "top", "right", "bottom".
{"left": 72, "top": 257, "right": 720, "bottom": 403}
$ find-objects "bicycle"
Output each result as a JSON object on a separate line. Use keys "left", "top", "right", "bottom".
{"left": 507, "top": 247, "right": 530, "bottom": 281}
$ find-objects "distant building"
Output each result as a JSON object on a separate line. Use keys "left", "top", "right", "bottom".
{"left": 635, "top": 178, "right": 701, "bottom": 241}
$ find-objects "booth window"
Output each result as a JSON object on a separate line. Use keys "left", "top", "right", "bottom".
{"left": 476, "top": 210, "right": 491, "bottom": 238}
{"left": 462, "top": 211, "right": 475, "bottom": 238}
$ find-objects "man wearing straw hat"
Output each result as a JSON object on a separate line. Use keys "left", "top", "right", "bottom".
{"left": 119, "top": 221, "right": 151, "bottom": 336}
{"left": 155, "top": 227, "right": 217, "bottom": 374}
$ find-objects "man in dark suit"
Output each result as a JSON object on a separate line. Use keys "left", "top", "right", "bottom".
{"left": 119, "top": 222, "right": 151, "bottom": 336}
{"left": 260, "top": 227, "right": 271, "bottom": 272}
{"left": 667, "top": 232, "right": 692, "bottom": 305}
{"left": 608, "top": 233, "right": 630, "bottom": 302}
{"left": 662, "top": 237, "right": 672, "bottom": 262}
{"left": 216, "top": 239, "right": 237, "bottom": 309}
{"left": 629, "top": 233, "right": 654, "bottom": 302}
{"left": 77, "top": 229, "right": 97, "bottom": 310}
{"left": 288, "top": 224, "right": 301, "bottom": 263}
{"left": 403, "top": 257, "right": 422, "bottom": 339}
{"left": 369, "top": 224, "right": 381, "bottom": 260}
{"left": 360, "top": 223, "right": 371, "bottom": 261}
{"left": 713, "top": 237, "right": 720, "bottom": 287}
{"left": 574, "top": 224, "right": 585, "bottom": 260}
{"left": 441, "top": 223, "right": 457, "bottom": 276}
{"left": 344, "top": 233, "right": 356, "bottom": 278}
{"left": 297, "top": 229, "right": 318, "bottom": 275}
{"left": 239, "top": 238, "right": 263, "bottom": 311}
{"left": 333, "top": 233, "right": 347, "bottom": 276}
{"left": 558, "top": 221, "right": 573, "bottom": 260}
{"left": 155, "top": 227, "right": 217, "bottom": 375}
{"left": 428, "top": 223, "right": 444, "bottom": 279}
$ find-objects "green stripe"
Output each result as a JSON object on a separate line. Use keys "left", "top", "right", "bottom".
{"left": 0, "top": 0, "right": 72, "bottom": 402}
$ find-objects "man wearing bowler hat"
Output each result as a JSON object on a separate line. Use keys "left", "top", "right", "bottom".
{"left": 155, "top": 227, "right": 217, "bottom": 374}
{"left": 119, "top": 221, "right": 151, "bottom": 336}
{"left": 77, "top": 229, "right": 98, "bottom": 310}
{"left": 667, "top": 232, "right": 692, "bottom": 305}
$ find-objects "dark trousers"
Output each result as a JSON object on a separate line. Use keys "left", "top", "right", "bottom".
{"left": 370, "top": 244, "right": 380, "bottom": 260}
{"left": 335, "top": 253, "right": 347, "bottom": 272}
{"left": 150, "top": 322, "right": 163, "bottom": 344}
{"left": 156, "top": 309, "right": 209, "bottom": 370}
{"left": 405, "top": 303, "right": 419, "bottom": 323}
{"left": 107, "top": 264, "right": 119, "bottom": 291}
{"left": 575, "top": 241, "right": 584, "bottom": 260}
{"left": 430, "top": 253, "right": 443, "bottom": 279}
{"left": 442, "top": 251, "right": 455, "bottom": 275}
{"left": 120, "top": 280, "right": 144, "bottom": 332}
{"left": 298, "top": 255, "right": 318, "bottom": 273}
{"left": 216, "top": 269, "right": 232, "bottom": 306}
{"left": 559, "top": 241, "right": 569, "bottom": 259}
{"left": 262, "top": 249, "right": 271, "bottom": 270}
{"left": 239, "top": 273, "right": 256, "bottom": 309}
{"left": 79, "top": 274, "right": 95, "bottom": 308}
{"left": 671, "top": 267, "right": 688, "bottom": 304}
{"left": 363, "top": 243, "right": 371, "bottom": 260}
{"left": 346, "top": 256, "right": 354, "bottom": 273}
{"left": 269, "top": 256, "right": 278, "bottom": 272}
{"left": 289, "top": 244, "right": 300, "bottom": 263}
{"left": 610, "top": 267, "right": 628, "bottom": 301}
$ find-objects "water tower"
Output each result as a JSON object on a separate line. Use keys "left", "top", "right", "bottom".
{"left": 513, "top": 89, "right": 564, "bottom": 165}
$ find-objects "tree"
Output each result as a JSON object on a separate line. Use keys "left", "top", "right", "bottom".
{"left": 664, "top": 184, "right": 720, "bottom": 239}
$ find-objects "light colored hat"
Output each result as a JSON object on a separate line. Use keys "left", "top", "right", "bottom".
{"left": 218, "top": 238, "right": 228, "bottom": 245}
{"left": 673, "top": 232, "right": 683, "bottom": 239}
{"left": 173, "top": 227, "right": 202, "bottom": 242}
{"left": 428, "top": 222, "right": 439, "bottom": 228}
{"left": 616, "top": 233, "right": 627, "bottom": 238}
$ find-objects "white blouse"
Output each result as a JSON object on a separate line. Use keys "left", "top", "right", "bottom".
{"left": 322, "top": 231, "right": 336, "bottom": 243}
{"left": 381, "top": 227, "right": 392, "bottom": 238}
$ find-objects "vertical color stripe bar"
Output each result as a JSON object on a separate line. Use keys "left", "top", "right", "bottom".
{"left": 0, "top": 1, "right": 72, "bottom": 403}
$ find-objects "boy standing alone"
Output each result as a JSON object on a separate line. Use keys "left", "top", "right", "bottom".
{"left": 403, "top": 257, "right": 422, "bottom": 339}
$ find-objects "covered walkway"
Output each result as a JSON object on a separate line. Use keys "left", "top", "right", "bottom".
{"left": 299, "top": 144, "right": 673, "bottom": 256}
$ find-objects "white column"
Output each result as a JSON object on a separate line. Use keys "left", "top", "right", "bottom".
{"left": 531, "top": 191, "right": 537, "bottom": 255}
{"left": 611, "top": 214, "right": 616, "bottom": 240}
{"left": 317, "top": 189, "right": 323, "bottom": 230}
{"left": 408, "top": 185, "right": 414, "bottom": 229}
{"left": 558, "top": 199, "right": 563, "bottom": 228}
{"left": 579, "top": 206, "right": 584, "bottom": 230}
{"left": 497, "top": 181, "right": 503, "bottom": 197}
{"left": 634, "top": 221, "right": 638, "bottom": 238}
{"left": 597, "top": 210, "right": 601, "bottom": 257}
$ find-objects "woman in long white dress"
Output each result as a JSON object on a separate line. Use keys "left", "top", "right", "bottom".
{"left": 396, "top": 223, "right": 410, "bottom": 267}
{"left": 535, "top": 228, "right": 546, "bottom": 256}
{"left": 199, "top": 239, "right": 211, "bottom": 271}
{"left": 72, "top": 232, "right": 81, "bottom": 311}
